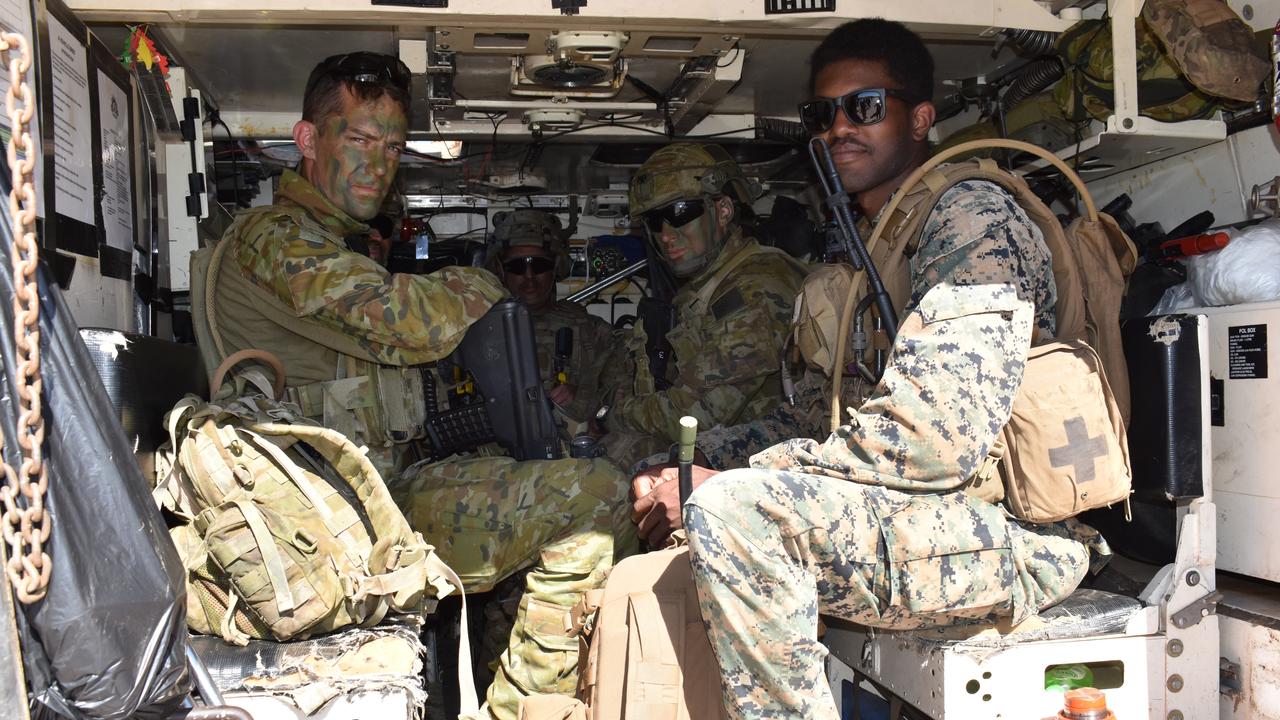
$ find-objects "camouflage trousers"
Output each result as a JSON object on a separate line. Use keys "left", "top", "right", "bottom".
{"left": 394, "top": 456, "right": 638, "bottom": 720}
{"left": 600, "top": 430, "right": 668, "bottom": 476}
{"left": 684, "top": 469, "right": 1091, "bottom": 720}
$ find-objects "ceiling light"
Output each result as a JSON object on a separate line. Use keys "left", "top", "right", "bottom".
{"left": 406, "top": 139, "right": 463, "bottom": 158}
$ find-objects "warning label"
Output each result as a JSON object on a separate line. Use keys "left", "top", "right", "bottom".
{"left": 1228, "top": 324, "right": 1268, "bottom": 379}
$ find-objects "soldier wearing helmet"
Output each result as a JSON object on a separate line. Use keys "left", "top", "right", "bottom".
{"left": 594, "top": 142, "right": 808, "bottom": 469}
{"left": 491, "top": 208, "right": 614, "bottom": 426}
{"left": 204, "top": 53, "right": 636, "bottom": 720}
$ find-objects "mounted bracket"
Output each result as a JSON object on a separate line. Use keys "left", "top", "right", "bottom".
{"left": 1250, "top": 176, "right": 1280, "bottom": 217}
{"left": 666, "top": 48, "right": 743, "bottom": 134}
{"left": 1109, "top": 0, "right": 1142, "bottom": 134}
{"left": 1170, "top": 590, "right": 1224, "bottom": 629}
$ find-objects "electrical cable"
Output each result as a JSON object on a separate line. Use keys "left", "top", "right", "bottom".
{"left": 204, "top": 101, "right": 244, "bottom": 208}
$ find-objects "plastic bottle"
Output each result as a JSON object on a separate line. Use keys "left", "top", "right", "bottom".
{"left": 1044, "top": 664, "right": 1095, "bottom": 692}
{"left": 1042, "top": 687, "right": 1115, "bottom": 720}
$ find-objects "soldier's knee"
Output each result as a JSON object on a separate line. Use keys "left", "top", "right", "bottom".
{"left": 573, "top": 456, "right": 629, "bottom": 500}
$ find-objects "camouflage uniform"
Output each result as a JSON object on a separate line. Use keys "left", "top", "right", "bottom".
{"left": 489, "top": 208, "right": 616, "bottom": 427}
{"left": 533, "top": 301, "right": 615, "bottom": 426}
{"left": 684, "top": 182, "right": 1104, "bottom": 720}
{"left": 216, "top": 170, "right": 506, "bottom": 381}
{"left": 212, "top": 170, "right": 637, "bottom": 720}
{"left": 394, "top": 456, "right": 636, "bottom": 716}
{"left": 630, "top": 372, "right": 830, "bottom": 476}
{"left": 603, "top": 231, "right": 806, "bottom": 468}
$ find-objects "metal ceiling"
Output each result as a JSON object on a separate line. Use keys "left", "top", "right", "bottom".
{"left": 89, "top": 20, "right": 1030, "bottom": 195}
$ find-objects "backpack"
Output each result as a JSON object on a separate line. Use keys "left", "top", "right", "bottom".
{"left": 994, "top": 340, "right": 1132, "bottom": 523}
{"left": 1053, "top": 16, "right": 1233, "bottom": 124}
{"left": 154, "top": 354, "right": 460, "bottom": 645}
{"left": 520, "top": 544, "right": 726, "bottom": 720}
{"left": 1142, "top": 0, "right": 1270, "bottom": 104}
{"left": 827, "top": 138, "right": 1137, "bottom": 522}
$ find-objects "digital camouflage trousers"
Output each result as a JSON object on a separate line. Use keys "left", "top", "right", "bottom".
{"left": 684, "top": 469, "right": 1091, "bottom": 720}
{"left": 394, "top": 455, "right": 638, "bottom": 720}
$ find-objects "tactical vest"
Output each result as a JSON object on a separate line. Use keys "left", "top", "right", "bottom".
{"left": 192, "top": 214, "right": 428, "bottom": 472}
{"left": 532, "top": 301, "right": 612, "bottom": 425}
{"left": 637, "top": 237, "right": 808, "bottom": 421}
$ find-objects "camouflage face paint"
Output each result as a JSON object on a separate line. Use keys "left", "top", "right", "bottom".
{"left": 308, "top": 91, "right": 407, "bottom": 221}
{"left": 656, "top": 206, "right": 715, "bottom": 278}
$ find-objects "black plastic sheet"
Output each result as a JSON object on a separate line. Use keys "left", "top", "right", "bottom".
{"left": 0, "top": 189, "right": 190, "bottom": 715}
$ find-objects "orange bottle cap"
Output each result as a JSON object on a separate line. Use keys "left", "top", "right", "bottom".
{"left": 1064, "top": 687, "right": 1108, "bottom": 713}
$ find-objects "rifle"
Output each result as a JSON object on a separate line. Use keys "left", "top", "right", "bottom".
{"left": 424, "top": 300, "right": 562, "bottom": 462}
{"left": 807, "top": 137, "right": 898, "bottom": 341}
{"left": 637, "top": 296, "right": 677, "bottom": 391}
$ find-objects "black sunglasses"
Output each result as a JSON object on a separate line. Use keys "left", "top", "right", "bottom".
{"left": 641, "top": 198, "right": 707, "bottom": 234}
{"left": 320, "top": 52, "right": 412, "bottom": 94}
{"left": 798, "top": 88, "right": 917, "bottom": 134}
{"left": 503, "top": 256, "right": 556, "bottom": 276}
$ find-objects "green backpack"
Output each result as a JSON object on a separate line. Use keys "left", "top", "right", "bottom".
{"left": 1054, "top": 18, "right": 1223, "bottom": 123}
{"left": 155, "top": 392, "right": 457, "bottom": 644}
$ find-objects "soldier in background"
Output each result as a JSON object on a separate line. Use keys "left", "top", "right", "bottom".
{"left": 205, "top": 52, "right": 635, "bottom": 720}
{"left": 681, "top": 20, "right": 1104, "bottom": 720}
{"left": 593, "top": 143, "right": 807, "bottom": 470}
{"left": 491, "top": 209, "right": 615, "bottom": 430}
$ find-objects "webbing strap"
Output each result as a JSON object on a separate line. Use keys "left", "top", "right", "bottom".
{"left": 196, "top": 421, "right": 244, "bottom": 499}
{"left": 426, "top": 554, "right": 479, "bottom": 717}
{"left": 353, "top": 554, "right": 428, "bottom": 599}
{"left": 218, "top": 589, "right": 252, "bottom": 646}
{"left": 624, "top": 593, "right": 683, "bottom": 720}
{"left": 232, "top": 499, "right": 296, "bottom": 613}
{"left": 241, "top": 428, "right": 368, "bottom": 573}
{"left": 568, "top": 588, "right": 604, "bottom": 637}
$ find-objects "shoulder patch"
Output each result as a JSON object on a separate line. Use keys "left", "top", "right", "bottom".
{"left": 710, "top": 287, "right": 746, "bottom": 320}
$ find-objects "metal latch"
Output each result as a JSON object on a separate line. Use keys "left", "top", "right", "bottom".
{"left": 1220, "top": 657, "right": 1243, "bottom": 700}
{"left": 1171, "top": 591, "right": 1224, "bottom": 629}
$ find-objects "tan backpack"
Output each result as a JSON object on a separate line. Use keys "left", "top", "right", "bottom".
{"left": 520, "top": 544, "right": 726, "bottom": 720}
{"left": 823, "top": 139, "right": 1137, "bottom": 522}
{"left": 154, "top": 351, "right": 466, "bottom": 647}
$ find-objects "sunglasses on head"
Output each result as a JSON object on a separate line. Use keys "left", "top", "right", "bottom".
{"left": 641, "top": 198, "right": 707, "bottom": 234}
{"left": 503, "top": 256, "right": 556, "bottom": 276}
{"left": 322, "top": 52, "right": 412, "bottom": 94}
{"left": 798, "top": 87, "right": 917, "bottom": 134}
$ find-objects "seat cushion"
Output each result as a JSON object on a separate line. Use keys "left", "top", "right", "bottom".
{"left": 189, "top": 619, "right": 425, "bottom": 714}
{"left": 879, "top": 589, "right": 1142, "bottom": 652}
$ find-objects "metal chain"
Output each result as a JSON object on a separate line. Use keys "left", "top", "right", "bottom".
{"left": 0, "top": 32, "right": 49, "bottom": 604}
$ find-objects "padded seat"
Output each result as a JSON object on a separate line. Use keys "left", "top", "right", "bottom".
{"left": 189, "top": 618, "right": 426, "bottom": 716}
{"left": 865, "top": 589, "right": 1142, "bottom": 656}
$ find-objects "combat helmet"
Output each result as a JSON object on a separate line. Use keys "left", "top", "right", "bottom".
{"left": 628, "top": 143, "right": 759, "bottom": 217}
{"left": 490, "top": 208, "right": 570, "bottom": 279}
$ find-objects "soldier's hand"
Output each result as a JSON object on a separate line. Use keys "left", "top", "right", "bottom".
{"left": 547, "top": 383, "right": 577, "bottom": 407}
{"left": 630, "top": 463, "right": 720, "bottom": 547}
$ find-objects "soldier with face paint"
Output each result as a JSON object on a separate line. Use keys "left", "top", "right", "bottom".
{"left": 207, "top": 52, "right": 636, "bottom": 720}
{"left": 594, "top": 143, "right": 807, "bottom": 470}
{"left": 679, "top": 21, "right": 1108, "bottom": 720}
